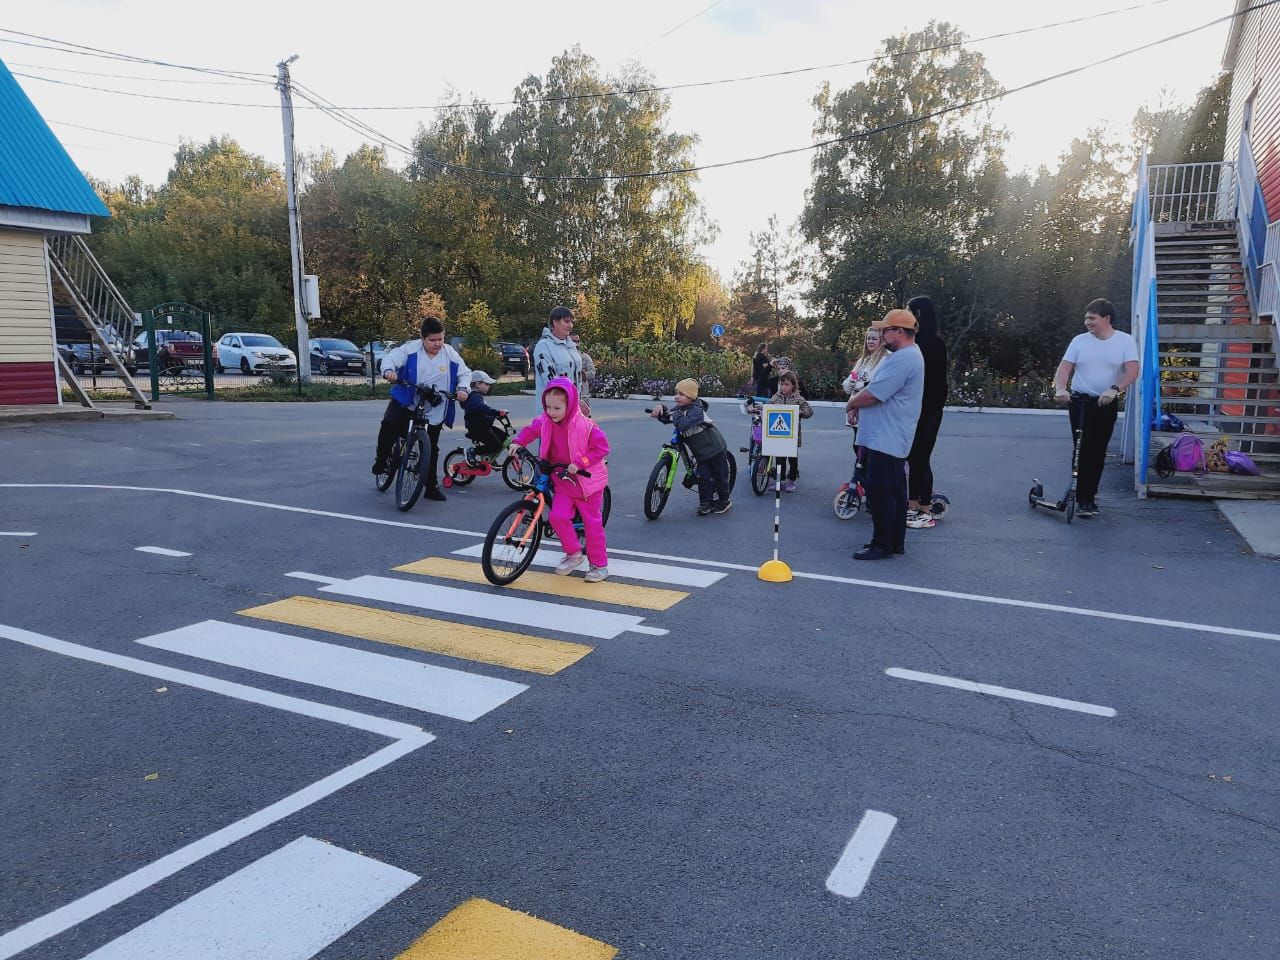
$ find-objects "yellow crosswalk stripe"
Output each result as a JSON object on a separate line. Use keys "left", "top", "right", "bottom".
{"left": 237, "top": 597, "right": 592, "bottom": 676}
{"left": 397, "top": 898, "right": 617, "bottom": 960}
{"left": 393, "top": 557, "right": 689, "bottom": 611}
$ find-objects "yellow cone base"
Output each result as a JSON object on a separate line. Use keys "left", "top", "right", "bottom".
{"left": 757, "top": 559, "right": 793, "bottom": 583}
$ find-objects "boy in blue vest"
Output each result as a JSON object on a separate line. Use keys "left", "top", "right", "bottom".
{"left": 373, "top": 316, "right": 471, "bottom": 501}
{"left": 463, "top": 370, "right": 509, "bottom": 463}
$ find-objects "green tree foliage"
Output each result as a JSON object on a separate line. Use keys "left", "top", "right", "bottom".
{"left": 1133, "top": 72, "right": 1231, "bottom": 164}
{"left": 90, "top": 138, "right": 292, "bottom": 338}
{"left": 802, "top": 22, "right": 1005, "bottom": 344}
{"left": 455, "top": 299, "right": 499, "bottom": 346}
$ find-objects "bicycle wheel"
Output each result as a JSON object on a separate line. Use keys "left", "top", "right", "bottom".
{"left": 375, "top": 439, "right": 401, "bottom": 492}
{"left": 833, "top": 485, "right": 862, "bottom": 520}
{"left": 502, "top": 453, "right": 535, "bottom": 490}
{"left": 644, "top": 456, "right": 673, "bottom": 519}
{"left": 750, "top": 450, "right": 771, "bottom": 496}
{"left": 395, "top": 431, "right": 427, "bottom": 511}
{"left": 725, "top": 451, "right": 738, "bottom": 494}
{"left": 442, "top": 449, "right": 474, "bottom": 487}
{"left": 601, "top": 485, "right": 612, "bottom": 527}
{"left": 482, "top": 498, "right": 543, "bottom": 585}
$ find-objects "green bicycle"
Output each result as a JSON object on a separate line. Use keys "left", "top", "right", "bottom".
{"left": 642, "top": 407, "right": 737, "bottom": 519}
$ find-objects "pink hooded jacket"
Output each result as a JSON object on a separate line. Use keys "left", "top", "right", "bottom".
{"left": 513, "top": 376, "right": 610, "bottom": 497}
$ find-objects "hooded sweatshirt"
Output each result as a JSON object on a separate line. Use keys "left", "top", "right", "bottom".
{"left": 532, "top": 326, "right": 583, "bottom": 398}
{"left": 907, "top": 295, "right": 948, "bottom": 414}
{"left": 513, "top": 377, "right": 610, "bottom": 497}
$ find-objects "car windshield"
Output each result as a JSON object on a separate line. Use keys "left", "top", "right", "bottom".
{"left": 160, "top": 330, "right": 200, "bottom": 342}
{"left": 241, "top": 335, "right": 284, "bottom": 348}
{"left": 317, "top": 339, "right": 358, "bottom": 351}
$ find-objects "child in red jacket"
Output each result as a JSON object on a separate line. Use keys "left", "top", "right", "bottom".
{"left": 510, "top": 376, "right": 611, "bottom": 582}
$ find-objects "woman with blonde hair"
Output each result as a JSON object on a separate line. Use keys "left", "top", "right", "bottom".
{"left": 842, "top": 326, "right": 888, "bottom": 426}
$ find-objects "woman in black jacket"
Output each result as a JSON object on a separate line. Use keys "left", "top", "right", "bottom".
{"left": 906, "top": 296, "right": 948, "bottom": 527}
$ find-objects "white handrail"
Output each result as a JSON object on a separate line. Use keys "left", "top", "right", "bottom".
{"left": 1147, "top": 162, "right": 1236, "bottom": 223}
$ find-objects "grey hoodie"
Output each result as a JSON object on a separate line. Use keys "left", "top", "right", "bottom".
{"left": 532, "top": 326, "right": 583, "bottom": 397}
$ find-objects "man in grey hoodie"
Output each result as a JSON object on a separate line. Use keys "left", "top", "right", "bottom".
{"left": 533, "top": 305, "right": 584, "bottom": 400}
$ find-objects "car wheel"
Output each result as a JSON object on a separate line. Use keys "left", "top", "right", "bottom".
{"left": 240, "top": 358, "right": 251, "bottom": 376}
{"left": 215, "top": 363, "right": 224, "bottom": 374}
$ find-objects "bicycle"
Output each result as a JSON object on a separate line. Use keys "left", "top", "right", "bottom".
{"left": 739, "top": 396, "right": 774, "bottom": 496}
{"left": 376, "top": 382, "right": 446, "bottom": 512}
{"left": 833, "top": 426, "right": 866, "bottom": 520}
{"left": 441, "top": 414, "right": 534, "bottom": 491}
{"left": 481, "top": 450, "right": 613, "bottom": 585}
{"left": 642, "top": 408, "right": 737, "bottom": 519}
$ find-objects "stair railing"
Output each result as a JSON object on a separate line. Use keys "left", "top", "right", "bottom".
{"left": 1129, "top": 150, "right": 1159, "bottom": 492}
{"left": 1234, "top": 132, "right": 1269, "bottom": 320}
{"left": 1147, "top": 161, "right": 1236, "bottom": 223}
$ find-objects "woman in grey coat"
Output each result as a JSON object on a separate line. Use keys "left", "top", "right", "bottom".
{"left": 533, "top": 304, "right": 585, "bottom": 406}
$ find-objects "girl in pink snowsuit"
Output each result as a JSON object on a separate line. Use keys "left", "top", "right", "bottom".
{"left": 510, "top": 376, "right": 611, "bottom": 581}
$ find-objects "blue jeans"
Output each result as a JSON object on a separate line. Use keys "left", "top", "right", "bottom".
{"left": 864, "top": 448, "right": 907, "bottom": 552}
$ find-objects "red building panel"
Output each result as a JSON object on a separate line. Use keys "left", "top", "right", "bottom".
{"left": 0, "top": 361, "right": 58, "bottom": 405}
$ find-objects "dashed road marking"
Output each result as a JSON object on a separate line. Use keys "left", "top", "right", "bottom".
{"left": 313, "top": 574, "right": 654, "bottom": 641}
{"left": 135, "top": 546, "right": 192, "bottom": 558}
{"left": 394, "top": 556, "right": 690, "bottom": 611}
{"left": 285, "top": 571, "right": 342, "bottom": 585}
{"left": 452, "top": 544, "right": 725, "bottom": 588}
{"left": 0, "top": 532, "right": 37, "bottom": 537}
{"left": 80, "top": 837, "right": 417, "bottom": 959}
{"left": 826, "top": 810, "right": 898, "bottom": 899}
{"left": 886, "top": 667, "right": 1117, "bottom": 717}
{"left": 137, "top": 620, "right": 527, "bottom": 722}
{"left": 241, "top": 596, "right": 593, "bottom": 675}
{"left": 397, "top": 898, "right": 617, "bottom": 960}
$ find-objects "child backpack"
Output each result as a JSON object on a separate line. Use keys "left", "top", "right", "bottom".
{"left": 1169, "top": 433, "right": 1205, "bottom": 473}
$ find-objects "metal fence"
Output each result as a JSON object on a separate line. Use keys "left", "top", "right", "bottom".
{"left": 1147, "top": 162, "right": 1236, "bottom": 224}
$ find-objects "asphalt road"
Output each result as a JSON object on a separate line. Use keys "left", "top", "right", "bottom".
{"left": 1, "top": 397, "right": 1277, "bottom": 959}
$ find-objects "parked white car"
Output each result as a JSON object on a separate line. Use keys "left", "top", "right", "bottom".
{"left": 215, "top": 333, "right": 297, "bottom": 375}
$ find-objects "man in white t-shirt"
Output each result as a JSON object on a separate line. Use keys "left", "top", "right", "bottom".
{"left": 1052, "top": 298, "right": 1139, "bottom": 518}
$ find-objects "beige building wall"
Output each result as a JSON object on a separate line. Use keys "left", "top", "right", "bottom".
{"left": 0, "top": 227, "right": 55, "bottom": 363}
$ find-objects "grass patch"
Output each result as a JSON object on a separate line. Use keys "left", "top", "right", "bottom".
{"left": 217, "top": 381, "right": 389, "bottom": 401}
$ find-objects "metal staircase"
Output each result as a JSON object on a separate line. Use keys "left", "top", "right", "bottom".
{"left": 45, "top": 233, "right": 149, "bottom": 409}
{"left": 1135, "top": 157, "right": 1280, "bottom": 497}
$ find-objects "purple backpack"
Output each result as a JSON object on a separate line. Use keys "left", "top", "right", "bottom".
{"left": 1225, "top": 450, "right": 1262, "bottom": 476}
{"left": 1169, "top": 434, "right": 1205, "bottom": 473}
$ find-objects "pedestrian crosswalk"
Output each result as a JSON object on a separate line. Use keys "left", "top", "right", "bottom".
{"left": 452, "top": 543, "right": 726, "bottom": 588}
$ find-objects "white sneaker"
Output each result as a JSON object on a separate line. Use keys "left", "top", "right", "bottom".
{"left": 906, "top": 510, "right": 935, "bottom": 529}
{"left": 555, "top": 553, "right": 585, "bottom": 575}
{"left": 584, "top": 565, "right": 609, "bottom": 583}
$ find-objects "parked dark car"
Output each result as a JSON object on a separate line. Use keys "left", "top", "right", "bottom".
{"left": 57, "top": 336, "right": 136, "bottom": 376}
{"left": 132, "top": 329, "right": 214, "bottom": 372}
{"left": 308, "top": 337, "right": 366, "bottom": 376}
{"left": 499, "top": 341, "right": 529, "bottom": 376}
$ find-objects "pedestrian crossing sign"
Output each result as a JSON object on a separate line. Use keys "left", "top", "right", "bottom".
{"left": 760, "top": 404, "right": 799, "bottom": 456}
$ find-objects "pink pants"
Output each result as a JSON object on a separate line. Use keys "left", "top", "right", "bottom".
{"left": 548, "top": 485, "right": 608, "bottom": 567}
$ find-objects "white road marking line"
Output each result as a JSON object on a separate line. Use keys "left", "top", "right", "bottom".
{"left": 79, "top": 837, "right": 417, "bottom": 960}
{"left": 826, "top": 810, "right": 898, "bottom": 899}
{"left": 0, "top": 623, "right": 430, "bottom": 959}
{"left": 0, "top": 532, "right": 37, "bottom": 537}
{"left": 285, "top": 571, "right": 341, "bottom": 585}
{"left": 6, "top": 484, "right": 1277, "bottom": 646}
{"left": 886, "top": 667, "right": 1117, "bottom": 718}
{"left": 626, "top": 624, "right": 669, "bottom": 636}
{"left": 137, "top": 620, "right": 528, "bottom": 722}
{"left": 134, "top": 546, "right": 192, "bottom": 558}
{"left": 314, "top": 574, "right": 651, "bottom": 641}
{"left": 452, "top": 543, "right": 724, "bottom": 588}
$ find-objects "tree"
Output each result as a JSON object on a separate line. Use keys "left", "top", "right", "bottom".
{"left": 802, "top": 22, "right": 1006, "bottom": 345}
{"left": 1133, "top": 72, "right": 1231, "bottom": 164}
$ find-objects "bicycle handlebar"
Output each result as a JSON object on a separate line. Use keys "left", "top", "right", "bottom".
{"left": 511, "top": 447, "right": 591, "bottom": 478}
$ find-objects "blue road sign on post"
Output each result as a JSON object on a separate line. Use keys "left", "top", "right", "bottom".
{"left": 711, "top": 323, "right": 725, "bottom": 339}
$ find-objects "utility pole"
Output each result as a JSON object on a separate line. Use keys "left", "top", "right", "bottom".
{"left": 276, "top": 55, "right": 311, "bottom": 384}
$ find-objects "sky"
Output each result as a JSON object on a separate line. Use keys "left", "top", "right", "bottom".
{"left": 3, "top": 0, "right": 1235, "bottom": 284}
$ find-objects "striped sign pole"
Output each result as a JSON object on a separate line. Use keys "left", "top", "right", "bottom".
{"left": 758, "top": 404, "right": 794, "bottom": 583}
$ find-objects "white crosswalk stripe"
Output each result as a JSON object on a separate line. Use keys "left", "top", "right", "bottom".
{"left": 136, "top": 620, "right": 528, "bottom": 722}
{"left": 451, "top": 543, "right": 726, "bottom": 588}
{"left": 80, "top": 837, "right": 417, "bottom": 960}
{"left": 315, "top": 574, "right": 658, "bottom": 640}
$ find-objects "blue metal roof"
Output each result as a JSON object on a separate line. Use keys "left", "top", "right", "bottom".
{"left": 0, "top": 57, "right": 110, "bottom": 218}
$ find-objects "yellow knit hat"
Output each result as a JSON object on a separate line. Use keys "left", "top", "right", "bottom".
{"left": 675, "top": 377, "right": 699, "bottom": 399}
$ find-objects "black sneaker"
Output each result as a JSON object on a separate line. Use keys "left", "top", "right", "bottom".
{"left": 696, "top": 503, "right": 713, "bottom": 516}
{"left": 711, "top": 499, "right": 732, "bottom": 515}
{"left": 371, "top": 459, "right": 387, "bottom": 475}
{"left": 1077, "top": 501, "right": 1098, "bottom": 518}
{"left": 423, "top": 487, "right": 447, "bottom": 502}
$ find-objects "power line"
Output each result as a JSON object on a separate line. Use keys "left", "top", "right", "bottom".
{"left": 5, "top": 59, "right": 265, "bottom": 85}
{"left": 0, "top": 28, "right": 272, "bottom": 80}
{"left": 323, "top": 0, "right": 1270, "bottom": 184}
{"left": 267, "top": 0, "right": 1187, "bottom": 112}
{"left": 11, "top": 70, "right": 280, "bottom": 107}
{"left": 49, "top": 119, "right": 180, "bottom": 147}
{"left": 625, "top": 0, "right": 730, "bottom": 59}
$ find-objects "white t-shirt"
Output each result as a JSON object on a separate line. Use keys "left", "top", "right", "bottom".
{"left": 1063, "top": 330, "right": 1138, "bottom": 395}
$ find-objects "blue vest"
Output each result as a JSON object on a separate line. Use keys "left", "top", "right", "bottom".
{"left": 390, "top": 350, "right": 460, "bottom": 427}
